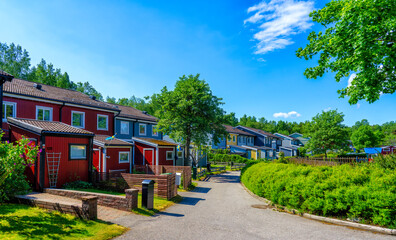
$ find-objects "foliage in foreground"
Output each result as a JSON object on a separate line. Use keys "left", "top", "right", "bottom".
{"left": 0, "top": 136, "right": 39, "bottom": 202}
{"left": 0, "top": 204, "right": 127, "bottom": 240}
{"left": 241, "top": 162, "right": 396, "bottom": 228}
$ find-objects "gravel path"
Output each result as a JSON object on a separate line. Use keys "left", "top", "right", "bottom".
{"left": 113, "top": 171, "right": 394, "bottom": 240}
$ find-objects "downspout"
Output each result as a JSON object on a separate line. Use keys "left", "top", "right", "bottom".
{"left": 132, "top": 143, "right": 135, "bottom": 171}
{"left": 113, "top": 110, "right": 121, "bottom": 135}
{"left": 156, "top": 146, "right": 159, "bottom": 165}
{"left": 129, "top": 145, "right": 134, "bottom": 173}
{"left": 88, "top": 136, "right": 94, "bottom": 183}
{"left": 59, "top": 102, "right": 65, "bottom": 122}
{"left": 39, "top": 134, "right": 46, "bottom": 192}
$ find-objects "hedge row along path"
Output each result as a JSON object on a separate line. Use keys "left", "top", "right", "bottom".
{"left": 112, "top": 172, "right": 393, "bottom": 240}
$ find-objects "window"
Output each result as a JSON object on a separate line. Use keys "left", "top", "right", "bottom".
{"left": 120, "top": 121, "right": 129, "bottom": 135}
{"left": 36, "top": 106, "right": 52, "bottom": 121}
{"left": 152, "top": 125, "right": 158, "bottom": 136}
{"left": 2, "top": 102, "right": 16, "bottom": 121}
{"left": 119, "top": 152, "right": 130, "bottom": 163}
{"left": 233, "top": 136, "right": 236, "bottom": 142}
{"left": 69, "top": 144, "right": 87, "bottom": 160}
{"left": 139, "top": 124, "right": 146, "bottom": 135}
{"left": 177, "top": 151, "right": 184, "bottom": 159}
{"left": 97, "top": 114, "right": 108, "bottom": 130}
{"left": 166, "top": 151, "right": 174, "bottom": 160}
{"left": 71, "top": 111, "right": 85, "bottom": 128}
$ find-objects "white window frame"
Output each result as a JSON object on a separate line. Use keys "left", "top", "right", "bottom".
{"left": 166, "top": 151, "right": 174, "bottom": 160}
{"left": 119, "top": 151, "right": 130, "bottom": 164}
{"left": 36, "top": 106, "right": 53, "bottom": 121}
{"left": 69, "top": 144, "right": 87, "bottom": 160}
{"left": 152, "top": 125, "right": 158, "bottom": 136}
{"left": 71, "top": 111, "right": 85, "bottom": 128}
{"left": 2, "top": 101, "right": 16, "bottom": 122}
{"left": 139, "top": 123, "right": 146, "bottom": 136}
{"left": 120, "top": 121, "right": 129, "bottom": 135}
{"left": 97, "top": 114, "right": 109, "bottom": 131}
{"left": 177, "top": 151, "right": 184, "bottom": 159}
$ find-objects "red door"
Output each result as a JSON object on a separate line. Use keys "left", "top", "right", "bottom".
{"left": 143, "top": 149, "right": 155, "bottom": 165}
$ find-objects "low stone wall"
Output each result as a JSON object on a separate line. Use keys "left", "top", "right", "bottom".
{"left": 121, "top": 173, "right": 176, "bottom": 200}
{"left": 17, "top": 196, "right": 97, "bottom": 220}
{"left": 44, "top": 188, "right": 138, "bottom": 211}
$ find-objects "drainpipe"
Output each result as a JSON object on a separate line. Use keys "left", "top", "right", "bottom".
{"left": 113, "top": 110, "right": 121, "bottom": 135}
{"left": 88, "top": 136, "right": 94, "bottom": 183}
{"left": 129, "top": 145, "right": 134, "bottom": 173}
{"left": 156, "top": 146, "right": 159, "bottom": 165}
{"left": 59, "top": 102, "right": 65, "bottom": 122}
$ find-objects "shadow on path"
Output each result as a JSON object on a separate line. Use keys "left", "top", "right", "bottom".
{"left": 156, "top": 212, "right": 184, "bottom": 217}
{"left": 176, "top": 197, "right": 205, "bottom": 206}
{"left": 192, "top": 187, "right": 211, "bottom": 193}
{"left": 206, "top": 173, "right": 241, "bottom": 183}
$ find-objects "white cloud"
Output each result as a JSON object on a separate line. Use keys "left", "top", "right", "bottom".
{"left": 257, "top": 58, "right": 266, "bottom": 62}
{"left": 244, "top": 0, "right": 314, "bottom": 55}
{"left": 356, "top": 103, "right": 360, "bottom": 109}
{"left": 347, "top": 73, "right": 356, "bottom": 87}
{"left": 273, "top": 111, "right": 301, "bottom": 118}
{"left": 323, "top": 107, "right": 331, "bottom": 112}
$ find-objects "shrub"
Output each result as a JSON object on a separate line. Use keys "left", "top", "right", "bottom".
{"left": 209, "top": 153, "right": 249, "bottom": 164}
{"left": 241, "top": 162, "right": 396, "bottom": 228}
{"left": 374, "top": 154, "right": 396, "bottom": 170}
{"left": 0, "top": 135, "right": 39, "bottom": 202}
{"left": 62, "top": 180, "right": 93, "bottom": 189}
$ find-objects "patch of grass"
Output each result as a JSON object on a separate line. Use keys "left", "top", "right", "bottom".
{"left": 68, "top": 188, "right": 182, "bottom": 217}
{"left": 0, "top": 204, "right": 127, "bottom": 240}
{"left": 178, "top": 182, "right": 197, "bottom": 192}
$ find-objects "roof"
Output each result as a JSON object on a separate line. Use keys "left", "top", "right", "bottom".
{"left": 237, "top": 126, "right": 281, "bottom": 139}
{"left": 133, "top": 137, "right": 178, "bottom": 147}
{"left": 290, "top": 133, "right": 303, "bottom": 138}
{"left": 274, "top": 133, "right": 297, "bottom": 140}
{"left": 224, "top": 125, "right": 255, "bottom": 136}
{"left": 94, "top": 135, "right": 133, "bottom": 147}
{"left": 280, "top": 145, "right": 299, "bottom": 150}
{"left": 112, "top": 104, "right": 157, "bottom": 122}
{"left": 8, "top": 117, "right": 94, "bottom": 136}
{"left": 4, "top": 78, "right": 119, "bottom": 112}
{"left": 0, "top": 70, "right": 14, "bottom": 83}
{"left": 230, "top": 145, "right": 274, "bottom": 151}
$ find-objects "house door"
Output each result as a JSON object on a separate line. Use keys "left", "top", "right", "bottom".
{"left": 143, "top": 149, "right": 155, "bottom": 165}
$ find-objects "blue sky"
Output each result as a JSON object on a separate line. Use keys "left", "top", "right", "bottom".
{"left": 0, "top": 0, "right": 394, "bottom": 126}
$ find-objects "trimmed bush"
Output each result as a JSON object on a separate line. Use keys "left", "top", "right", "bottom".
{"left": 241, "top": 162, "right": 396, "bottom": 228}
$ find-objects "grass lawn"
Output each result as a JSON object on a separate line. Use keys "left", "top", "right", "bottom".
{"left": 0, "top": 204, "right": 127, "bottom": 240}
{"left": 67, "top": 188, "right": 182, "bottom": 217}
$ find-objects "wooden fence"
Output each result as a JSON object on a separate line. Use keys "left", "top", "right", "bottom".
{"left": 288, "top": 157, "right": 368, "bottom": 166}
{"left": 133, "top": 165, "right": 192, "bottom": 190}
{"left": 121, "top": 173, "right": 177, "bottom": 200}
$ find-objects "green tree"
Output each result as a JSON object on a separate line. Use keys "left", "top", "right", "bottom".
{"left": 0, "top": 42, "right": 31, "bottom": 79}
{"left": 223, "top": 112, "right": 238, "bottom": 126}
{"left": 297, "top": 0, "right": 396, "bottom": 104}
{"left": 152, "top": 74, "right": 227, "bottom": 166}
{"left": 351, "top": 125, "right": 380, "bottom": 151}
{"left": 75, "top": 82, "right": 103, "bottom": 101}
{"left": 306, "top": 110, "right": 349, "bottom": 158}
{"left": 28, "top": 59, "right": 75, "bottom": 89}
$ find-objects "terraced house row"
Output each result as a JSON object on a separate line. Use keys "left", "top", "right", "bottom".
{"left": 211, "top": 124, "right": 306, "bottom": 160}
{"left": 0, "top": 71, "right": 179, "bottom": 190}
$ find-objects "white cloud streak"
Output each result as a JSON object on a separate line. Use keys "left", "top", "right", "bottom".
{"left": 348, "top": 73, "right": 356, "bottom": 87}
{"left": 273, "top": 111, "right": 301, "bottom": 118}
{"left": 245, "top": 0, "right": 314, "bottom": 55}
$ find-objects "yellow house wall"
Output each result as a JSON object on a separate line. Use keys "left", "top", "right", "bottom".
{"left": 251, "top": 150, "right": 257, "bottom": 160}
{"left": 227, "top": 133, "right": 238, "bottom": 146}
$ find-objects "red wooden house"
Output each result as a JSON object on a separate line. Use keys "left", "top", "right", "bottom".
{"left": 8, "top": 117, "right": 94, "bottom": 190}
{"left": 132, "top": 137, "right": 177, "bottom": 166}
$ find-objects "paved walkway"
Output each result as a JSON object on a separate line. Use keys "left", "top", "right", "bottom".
{"left": 17, "top": 192, "right": 131, "bottom": 221}
{"left": 112, "top": 171, "right": 394, "bottom": 240}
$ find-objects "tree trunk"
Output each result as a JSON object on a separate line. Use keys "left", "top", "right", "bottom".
{"left": 185, "top": 137, "right": 191, "bottom": 167}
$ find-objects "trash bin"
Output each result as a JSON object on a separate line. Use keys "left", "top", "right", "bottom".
{"left": 192, "top": 166, "right": 197, "bottom": 179}
{"left": 142, "top": 179, "right": 155, "bottom": 210}
{"left": 206, "top": 163, "right": 211, "bottom": 172}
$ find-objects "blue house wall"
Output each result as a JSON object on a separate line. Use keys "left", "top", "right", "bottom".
{"left": 115, "top": 118, "right": 162, "bottom": 140}
{"left": 212, "top": 137, "right": 227, "bottom": 149}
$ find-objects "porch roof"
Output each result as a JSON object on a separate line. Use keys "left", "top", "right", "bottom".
{"left": 94, "top": 135, "right": 134, "bottom": 147}
{"left": 133, "top": 137, "right": 177, "bottom": 147}
{"left": 8, "top": 117, "right": 94, "bottom": 136}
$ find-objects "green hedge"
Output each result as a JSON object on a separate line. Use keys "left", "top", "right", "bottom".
{"left": 208, "top": 153, "right": 249, "bottom": 163}
{"left": 241, "top": 162, "right": 396, "bottom": 228}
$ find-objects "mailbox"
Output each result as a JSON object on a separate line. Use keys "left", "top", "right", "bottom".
{"left": 142, "top": 179, "right": 155, "bottom": 210}
{"left": 207, "top": 163, "right": 211, "bottom": 172}
{"left": 175, "top": 173, "right": 181, "bottom": 186}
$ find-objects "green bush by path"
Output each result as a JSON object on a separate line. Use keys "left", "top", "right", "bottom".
{"left": 241, "top": 162, "right": 396, "bottom": 228}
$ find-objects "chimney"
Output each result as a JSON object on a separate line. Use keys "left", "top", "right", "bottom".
{"left": 90, "top": 95, "right": 96, "bottom": 100}
{"left": 34, "top": 83, "right": 42, "bottom": 90}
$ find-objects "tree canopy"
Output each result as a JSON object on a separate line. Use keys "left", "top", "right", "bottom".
{"left": 297, "top": 0, "right": 396, "bottom": 104}
{"left": 351, "top": 125, "right": 381, "bottom": 151}
{"left": 152, "top": 74, "right": 227, "bottom": 165}
{"left": 305, "top": 110, "right": 349, "bottom": 157}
